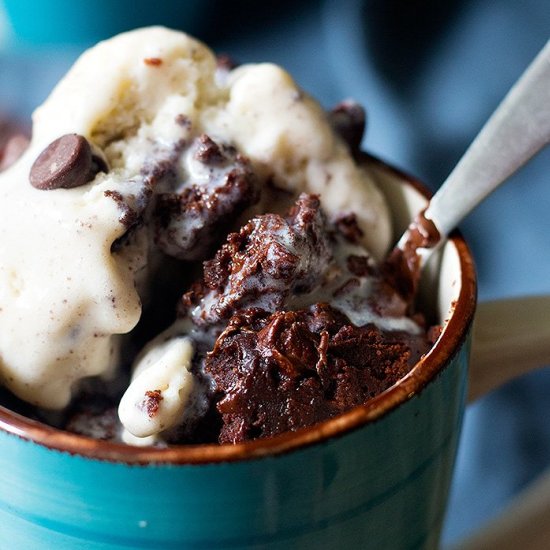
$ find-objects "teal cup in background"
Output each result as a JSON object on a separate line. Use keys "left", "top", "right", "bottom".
{"left": 0, "top": 157, "right": 479, "bottom": 549}
{"left": 2, "top": 0, "right": 207, "bottom": 47}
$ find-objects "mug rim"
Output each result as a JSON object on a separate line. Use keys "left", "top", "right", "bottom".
{"left": 0, "top": 154, "right": 477, "bottom": 465}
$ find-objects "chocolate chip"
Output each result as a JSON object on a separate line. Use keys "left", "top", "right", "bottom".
{"left": 328, "top": 100, "right": 366, "bottom": 152}
{"left": 29, "top": 134, "right": 102, "bottom": 190}
{"left": 91, "top": 152, "right": 109, "bottom": 175}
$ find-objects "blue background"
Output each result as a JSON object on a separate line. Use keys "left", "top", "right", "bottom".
{"left": 1, "top": 0, "right": 549, "bottom": 545}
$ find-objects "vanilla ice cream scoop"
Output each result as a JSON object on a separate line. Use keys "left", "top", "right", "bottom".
{"left": 118, "top": 337, "right": 195, "bottom": 440}
{"left": 0, "top": 27, "right": 391, "bottom": 412}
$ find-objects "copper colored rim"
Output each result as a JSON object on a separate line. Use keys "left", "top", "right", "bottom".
{"left": 0, "top": 155, "right": 477, "bottom": 464}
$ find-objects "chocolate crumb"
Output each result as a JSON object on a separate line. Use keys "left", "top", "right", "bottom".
{"left": 104, "top": 190, "right": 139, "bottom": 228}
{"left": 334, "top": 212, "right": 364, "bottom": 243}
{"left": 175, "top": 114, "right": 191, "bottom": 128}
{"left": 347, "top": 255, "right": 373, "bottom": 277}
{"left": 144, "top": 57, "right": 163, "bottom": 66}
{"left": 141, "top": 389, "right": 164, "bottom": 418}
{"left": 194, "top": 134, "right": 224, "bottom": 165}
{"left": 384, "top": 210, "right": 441, "bottom": 302}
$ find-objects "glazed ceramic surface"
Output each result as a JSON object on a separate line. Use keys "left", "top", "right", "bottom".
{"left": 0, "top": 352, "right": 468, "bottom": 549}
{"left": 0, "top": 158, "right": 477, "bottom": 549}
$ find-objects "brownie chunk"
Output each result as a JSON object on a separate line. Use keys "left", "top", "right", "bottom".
{"left": 182, "top": 193, "right": 333, "bottom": 327}
{"left": 61, "top": 379, "right": 122, "bottom": 441}
{"left": 154, "top": 134, "right": 260, "bottom": 260}
{"left": 204, "top": 304, "right": 430, "bottom": 444}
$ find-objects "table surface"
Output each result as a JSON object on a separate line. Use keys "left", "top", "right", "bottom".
{"left": 1, "top": 1, "right": 549, "bottom": 547}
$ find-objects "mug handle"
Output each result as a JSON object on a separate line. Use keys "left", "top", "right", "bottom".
{"left": 468, "top": 295, "right": 550, "bottom": 402}
{"left": 451, "top": 295, "right": 550, "bottom": 550}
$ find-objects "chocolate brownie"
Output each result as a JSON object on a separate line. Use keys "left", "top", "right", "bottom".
{"left": 205, "top": 304, "right": 430, "bottom": 443}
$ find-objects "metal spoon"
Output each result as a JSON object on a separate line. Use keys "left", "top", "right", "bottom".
{"left": 392, "top": 39, "right": 550, "bottom": 298}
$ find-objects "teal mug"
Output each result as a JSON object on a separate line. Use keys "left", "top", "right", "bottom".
{"left": 0, "top": 156, "right": 546, "bottom": 549}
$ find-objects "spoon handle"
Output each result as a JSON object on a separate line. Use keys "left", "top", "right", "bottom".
{"left": 424, "top": 39, "right": 550, "bottom": 237}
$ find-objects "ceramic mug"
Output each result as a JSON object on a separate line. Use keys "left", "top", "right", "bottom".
{"left": 0, "top": 156, "right": 547, "bottom": 550}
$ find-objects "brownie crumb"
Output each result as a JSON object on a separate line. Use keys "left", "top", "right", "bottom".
{"left": 154, "top": 134, "right": 260, "bottom": 261}
{"left": 193, "top": 134, "right": 225, "bottom": 165}
{"left": 144, "top": 57, "right": 163, "bottom": 66}
{"left": 66, "top": 407, "right": 119, "bottom": 440}
{"left": 334, "top": 212, "right": 364, "bottom": 243}
{"left": 347, "top": 254, "right": 374, "bottom": 277}
{"left": 175, "top": 114, "right": 191, "bottom": 128}
{"left": 141, "top": 389, "right": 164, "bottom": 418}
{"left": 104, "top": 189, "right": 139, "bottom": 228}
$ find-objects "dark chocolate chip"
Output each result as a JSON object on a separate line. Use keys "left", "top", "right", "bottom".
{"left": 91, "top": 153, "right": 109, "bottom": 176}
{"left": 328, "top": 100, "right": 366, "bottom": 152}
{"left": 29, "top": 134, "right": 101, "bottom": 190}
